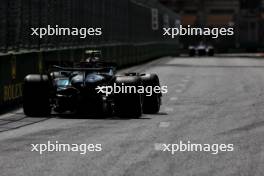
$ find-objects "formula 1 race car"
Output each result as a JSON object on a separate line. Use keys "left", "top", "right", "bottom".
{"left": 23, "top": 52, "right": 162, "bottom": 118}
{"left": 188, "top": 43, "right": 215, "bottom": 57}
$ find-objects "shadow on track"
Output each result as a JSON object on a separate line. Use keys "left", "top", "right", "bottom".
{"left": 152, "top": 112, "right": 168, "bottom": 116}
{"left": 53, "top": 113, "right": 152, "bottom": 120}
{"left": 217, "top": 120, "right": 264, "bottom": 136}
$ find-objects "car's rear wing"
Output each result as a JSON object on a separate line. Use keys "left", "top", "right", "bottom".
{"left": 52, "top": 65, "right": 114, "bottom": 72}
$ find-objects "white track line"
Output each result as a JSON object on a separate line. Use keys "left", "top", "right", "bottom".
{"left": 154, "top": 143, "right": 164, "bottom": 151}
{"left": 159, "top": 122, "right": 170, "bottom": 128}
{"left": 170, "top": 97, "right": 178, "bottom": 101}
{"left": 175, "top": 89, "right": 183, "bottom": 93}
{"left": 176, "top": 84, "right": 186, "bottom": 89}
{"left": 164, "top": 107, "right": 174, "bottom": 112}
{"left": 181, "top": 79, "right": 189, "bottom": 83}
{"left": 177, "top": 83, "right": 186, "bottom": 88}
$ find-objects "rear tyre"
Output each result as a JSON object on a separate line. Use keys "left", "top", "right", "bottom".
{"left": 23, "top": 74, "right": 51, "bottom": 117}
{"left": 189, "top": 49, "right": 195, "bottom": 57}
{"left": 207, "top": 49, "right": 214, "bottom": 56}
{"left": 100, "top": 98, "right": 113, "bottom": 118}
{"left": 114, "top": 75, "right": 142, "bottom": 118}
{"left": 141, "top": 74, "right": 161, "bottom": 114}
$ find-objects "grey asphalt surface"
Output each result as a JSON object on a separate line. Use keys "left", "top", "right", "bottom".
{"left": 1, "top": 56, "right": 264, "bottom": 176}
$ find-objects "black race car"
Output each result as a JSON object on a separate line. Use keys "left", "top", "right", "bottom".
{"left": 23, "top": 55, "right": 162, "bottom": 118}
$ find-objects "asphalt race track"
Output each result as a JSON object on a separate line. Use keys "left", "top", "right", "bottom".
{"left": 1, "top": 56, "right": 264, "bottom": 176}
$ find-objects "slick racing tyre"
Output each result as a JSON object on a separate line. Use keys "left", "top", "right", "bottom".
{"left": 101, "top": 99, "right": 113, "bottom": 117}
{"left": 114, "top": 75, "right": 142, "bottom": 118}
{"left": 189, "top": 48, "right": 195, "bottom": 57}
{"left": 207, "top": 48, "right": 214, "bottom": 56}
{"left": 141, "top": 74, "right": 161, "bottom": 114}
{"left": 23, "top": 74, "right": 51, "bottom": 117}
{"left": 198, "top": 49, "right": 206, "bottom": 56}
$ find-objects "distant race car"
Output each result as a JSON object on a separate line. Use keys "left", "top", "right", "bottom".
{"left": 188, "top": 46, "right": 196, "bottom": 57}
{"left": 206, "top": 45, "right": 215, "bottom": 56}
{"left": 188, "top": 44, "right": 215, "bottom": 57}
{"left": 23, "top": 51, "right": 162, "bottom": 118}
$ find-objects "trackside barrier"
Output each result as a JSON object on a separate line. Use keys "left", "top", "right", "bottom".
{"left": 0, "top": 0, "right": 180, "bottom": 110}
